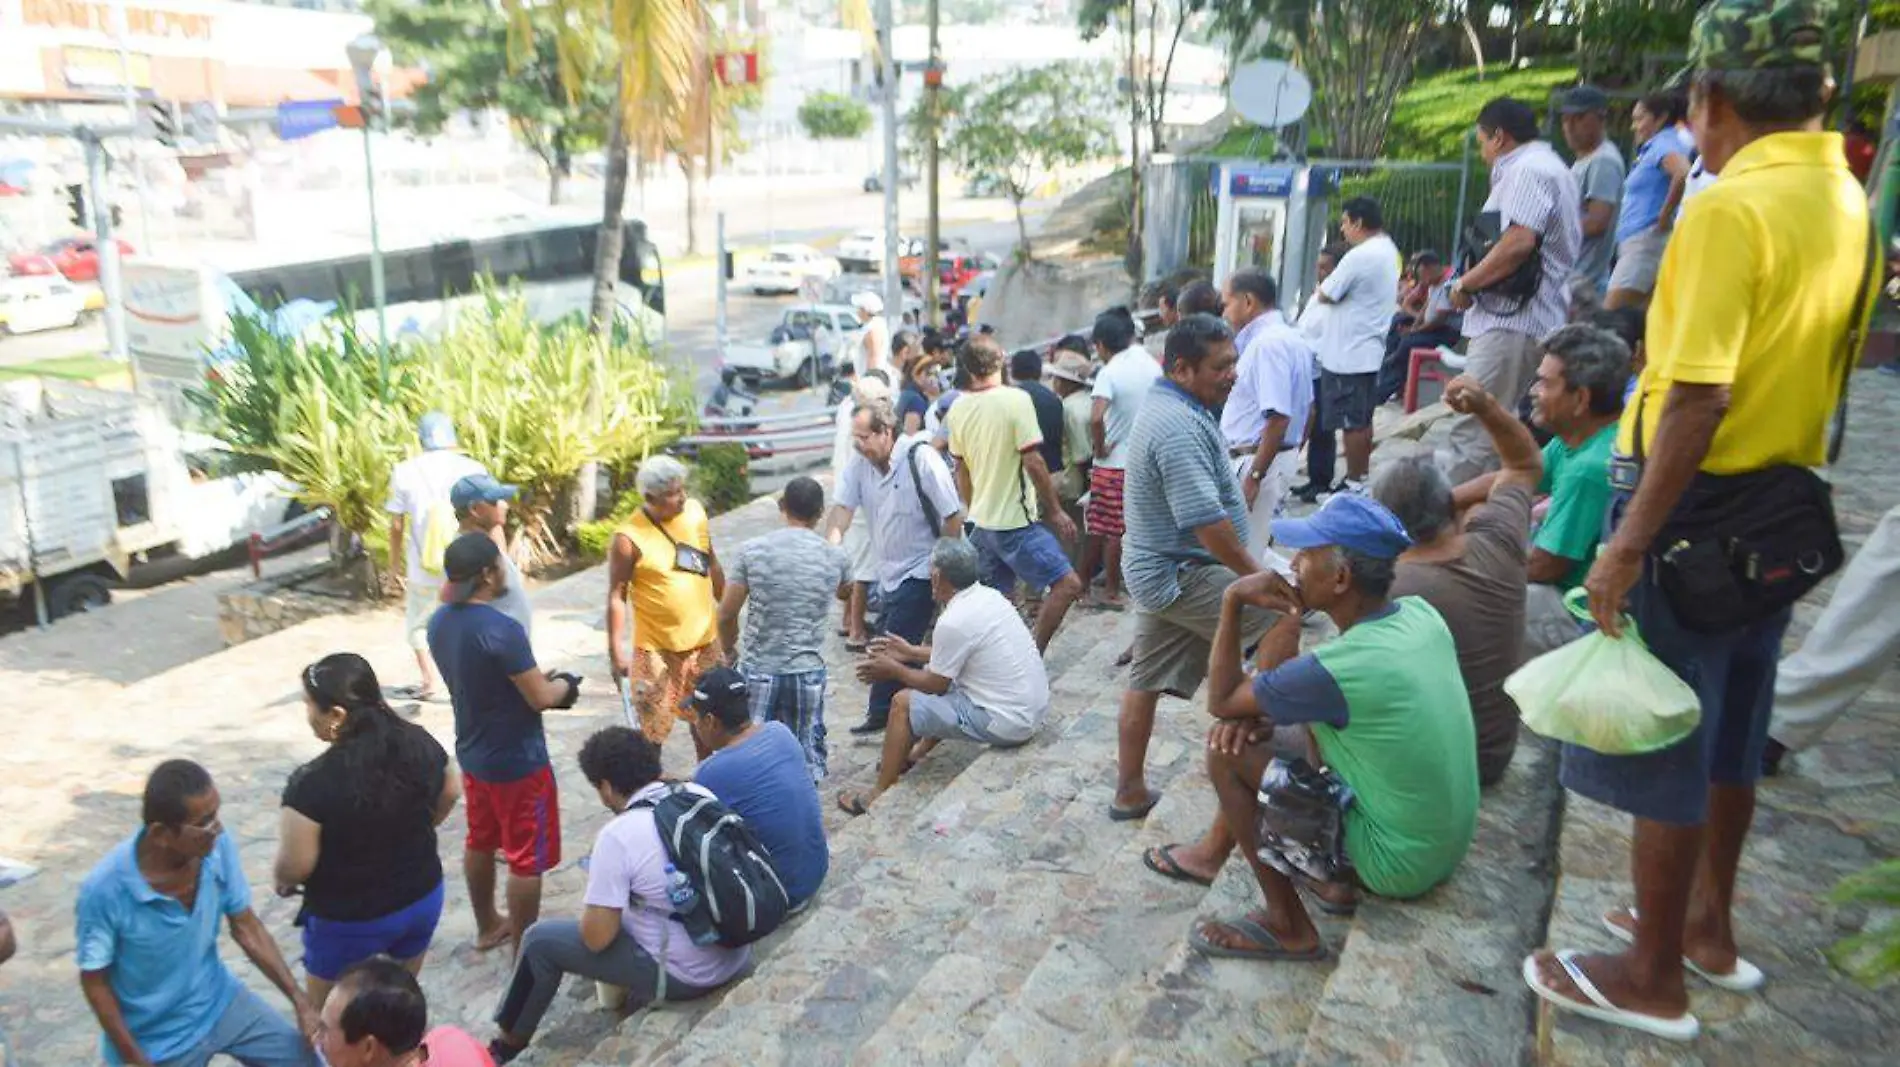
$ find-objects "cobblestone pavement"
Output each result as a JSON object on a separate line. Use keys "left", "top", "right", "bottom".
{"left": 1538, "top": 369, "right": 1900, "bottom": 1066}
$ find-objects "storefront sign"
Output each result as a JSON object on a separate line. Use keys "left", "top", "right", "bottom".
{"left": 23, "top": 0, "right": 215, "bottom": 42}
{"left": 61, "top": 45, "right": 154, "bottom": 90}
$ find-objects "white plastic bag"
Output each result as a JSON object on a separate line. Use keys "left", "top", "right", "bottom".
{"left": 1504, "top": 590, "right": 1702, "bottom": 755}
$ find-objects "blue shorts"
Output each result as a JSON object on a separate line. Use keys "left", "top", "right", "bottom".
{"left": 300, "top": 880, "right": 445, "bottom": 981}
{"left": 970, "top": 523, "right": 1073, "bottom": 594}
{"left": 907, "top": 686, "right": 1037, "bottom": 747}
{"left": 1559, "top": 549, "right": 1791, "bottom": 825}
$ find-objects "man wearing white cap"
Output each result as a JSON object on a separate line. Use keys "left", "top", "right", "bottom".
{"left": 852, "top": 291, "right": 891, "bottom": 377}
{"left": 386, "top": 413, "right": 487, "bottom": 701}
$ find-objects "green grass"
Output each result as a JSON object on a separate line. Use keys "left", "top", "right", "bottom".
{"left": 0, "top": 353, "right": 127, "bottom": 383}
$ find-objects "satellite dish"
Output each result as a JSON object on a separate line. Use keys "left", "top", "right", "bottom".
{"left": 1229, "top": 60, "right": 1313, "bottom": 129}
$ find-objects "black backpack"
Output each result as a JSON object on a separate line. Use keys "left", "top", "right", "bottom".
{"left": 633, "top": 783, "right": 791, "bottom": 948}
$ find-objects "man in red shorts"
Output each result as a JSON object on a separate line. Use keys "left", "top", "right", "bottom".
{"left": 1082, "top": 307, "right": 1162, "bottom": 610}
{"left": 429, "top": 534, "right": 581, "bottom": 955}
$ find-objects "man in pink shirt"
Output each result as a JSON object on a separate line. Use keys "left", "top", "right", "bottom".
{"left": 316, "top": 956, "right": 493, "bottom": 1067}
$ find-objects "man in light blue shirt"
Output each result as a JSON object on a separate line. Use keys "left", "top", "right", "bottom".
{"left": 76, "top": 760, "right": 317, "bottom": 1067}
{"left": 828, "top": 400, "right": 967, "bottom": 736}
{"left": 1219, "top": 268, "right": 1313, "bottom": 567}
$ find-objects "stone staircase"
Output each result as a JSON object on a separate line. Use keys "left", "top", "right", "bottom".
{"left": 489, "top": 588, "right": 1566, "bottom": 1067}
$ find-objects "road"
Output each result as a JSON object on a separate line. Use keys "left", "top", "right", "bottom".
{"left": 0, "top": 178, "right": 1052, "bottom": 384}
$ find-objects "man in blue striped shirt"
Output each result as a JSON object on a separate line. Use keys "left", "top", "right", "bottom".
{"left": 1110, "top": 314, "right": 1285, "bottom": 823}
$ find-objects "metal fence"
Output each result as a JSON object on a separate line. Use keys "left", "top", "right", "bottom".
{"left": 1143, "top": 146, "right": 1487, "bottom": 287}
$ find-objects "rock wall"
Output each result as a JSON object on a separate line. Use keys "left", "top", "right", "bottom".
{"left": 217, "top": 561, "right": 380, "bottom": 647}
{"left": 978, "top": 256, "right": 1137, "bottom": 349}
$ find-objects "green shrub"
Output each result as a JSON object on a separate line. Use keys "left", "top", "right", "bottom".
{"left": 688, "top": 443, "right": 753, "bottom": 517}
{"left": 1829, "top": 859, "right": 1900, "bottom": 986}
{"left": 798, "top": 91, "right": 873, "bottom": 140}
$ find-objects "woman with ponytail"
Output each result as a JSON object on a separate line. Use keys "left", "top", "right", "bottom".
{"left": 274, "top": 653, "right": 462, "bottom": 1005}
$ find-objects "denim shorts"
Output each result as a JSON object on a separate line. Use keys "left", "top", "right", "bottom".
{"left": 908, "top": 686, "right": 1036, "bottom": 747}
{"left": 970, "top": 523, "right": 1073, "bottom": 594}
{"left": 301, "top": 880, "right": 445, "bottom": 981}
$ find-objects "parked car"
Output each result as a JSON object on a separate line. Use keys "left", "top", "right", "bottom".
{"left": 836, "top": 231, "right": 929, "bottom": 273}
{"left": 900, "top": 251, "right": 998, "bottom": 307}
{"left": 8, "top": 237, "right": 135, "bottom": 282}
{"left": 741, "top": 244, "right": 843, "bottom": 295}
{"left": 0, "top": 276, "right": 94, "bottom": 335}
{"left": 720, "top": 303, "right": 863, "bottom": 387}
{"left": 863, "top": 167, "right": 920, "bottom": 193}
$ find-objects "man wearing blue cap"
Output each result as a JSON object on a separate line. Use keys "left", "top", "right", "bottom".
{"left": 452, "top": 473, "right": 531, "bottom": 639}
{"left": 1180, "top": 494, "right": 1478, "bottom": 963}
{"left": 386, "top": 413, "right": 488, "bottom": 700}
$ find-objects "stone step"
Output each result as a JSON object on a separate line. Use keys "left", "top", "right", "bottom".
{"left": 641, "top": 620, "right": 1133, "bottom": 1065}
{"left": 1291, "top": 734, "right": 1562, "bottom": 1067}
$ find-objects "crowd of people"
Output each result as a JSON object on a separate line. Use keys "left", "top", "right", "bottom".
{"left": 46, "top": 0, "right": 1897, "bottom": 1059}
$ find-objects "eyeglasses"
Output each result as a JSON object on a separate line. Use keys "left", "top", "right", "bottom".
{"left": 182, "top": 811, "right": 223, "bottom": 836}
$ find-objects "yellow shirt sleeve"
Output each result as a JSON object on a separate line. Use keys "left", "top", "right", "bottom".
{"left": 1650, "top": 198, "right": 1759, "bottom": 388}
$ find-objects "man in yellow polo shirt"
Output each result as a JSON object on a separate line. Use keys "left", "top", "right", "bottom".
{"left": 1524, "top": 0, "right": 1873, "bottom": 1043}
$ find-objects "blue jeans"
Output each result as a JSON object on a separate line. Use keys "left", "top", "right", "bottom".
{"left": 866, "top": 578, "right": 936, "bottom": 728}
{"left": 745, "top": 667, "right": 829, "bottom": 782}
{"left": 154, "top": 987, "right": 317, "bottom": 1067}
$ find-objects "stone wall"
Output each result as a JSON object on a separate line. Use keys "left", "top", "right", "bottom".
{"left": 217, "top": 561, "right": 381, "bottom": 647}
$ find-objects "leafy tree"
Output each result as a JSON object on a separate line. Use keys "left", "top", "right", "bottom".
{"left": 1263, "top": 0, "right": 1435, "bottom": 159}
{"left": 799, "top": 90, "right": 874, "bottom": 140}
{"left": 366, "top": 0, "right": 611, "bottom": 206}
{"left": 933, "top": 62, "right": 1117, "bottom": 259}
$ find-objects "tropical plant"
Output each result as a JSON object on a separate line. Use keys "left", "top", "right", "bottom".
{"left": 1261, "top": 0, "right": 1435, "bottom": 159}
{"left": 1829, "top": 859, "right": 1900, "bottom": 986}
{"left": 366, "top": 0, "right": 614, "bottom": 205}
{"left": 573, "top": 443, "right": 752, "bottom": 561}
{"left": 799, "top": 90, "right": 873, "bottom": 140}
{"left": 930, "top": 62, "right": 1117, "bottom": 259}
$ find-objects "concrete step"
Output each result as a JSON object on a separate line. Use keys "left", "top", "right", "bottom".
{"left": 641, "top": 617, "right": 1133, "bottom": 1065}
{"left": 1291, "top": 734, "right": 1561, "bottom": 1067}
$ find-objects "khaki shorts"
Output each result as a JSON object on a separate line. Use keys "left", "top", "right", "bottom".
{"left": 1130, "top": 564, "right": 1281, "bottom": 698}
{"left": 1608, "top": 228, "right": 1669, "bottom": 294}
{"left": 404, "top": 582, "right": 442, "bottom": 651}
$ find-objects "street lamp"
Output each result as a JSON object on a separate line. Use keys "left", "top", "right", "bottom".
{"left": 345, "top": 33, "right": 389, "bottom": 357}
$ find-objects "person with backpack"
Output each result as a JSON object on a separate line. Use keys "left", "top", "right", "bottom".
{"left": 385, "top": 413, "right": 487, "bottom": 701}
{"left": 826, "top": 398, "right": 966, "bottom": 737}
{"left": 488, "top": 728, "right": 751, "bottom": 1064}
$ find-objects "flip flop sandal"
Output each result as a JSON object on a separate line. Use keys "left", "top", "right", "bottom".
{"left": 1601, "top": 907, "right": 1765, "bottom": 992}
{"left": 1189, "top": 916, "right": 1328, "bottom": 962}
{"left": 1521, "top": 951, "right": 1700, "bottom": 1043}
{"left": 836, "top": 790, "right": 871, "bottom": 817}
{"left": 1110, "top": 792, "right": 1163, "bottom": 822}
{"left": 1141, "top": 843, "right": 1213, "bottom": 887}
{"left": 844, "top": 639, "right": 869, "bottom": 654}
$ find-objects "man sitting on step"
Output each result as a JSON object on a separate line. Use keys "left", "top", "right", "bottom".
{"left": 1180, "top": 496, "right": 1479, "bottom": 962}
{"left": 838, "top": 537, "right": 1050, "bottom": 816}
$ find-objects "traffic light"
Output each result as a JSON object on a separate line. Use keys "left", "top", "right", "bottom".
{"left": 110, "top": 205, "right": 123, "bottom": 229}
{"left": 361, "top": 86, "right": 386, "bottom": 129}
{"left": 64, "top": 183, "right": 87, "bottom": 228}
{"left": 144, "top": 100, "right": 179, "bottom": 148}
{"left": 722, "top": 250, "right": 735, "bottom": 280}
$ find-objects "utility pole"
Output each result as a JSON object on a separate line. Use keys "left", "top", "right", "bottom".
{"left": 108, "top": 0, "right": 152, "bottom": 251}
{"left": 877, "top": 0, "right": 902, "bottom": 320}
{"left": 82, "top": 130, "right": 130, "bottom": 364}
{"left": 924, "top": 0, "right": 942, "bottom": 327}
{"left": 716, "top": 211, "right": 729, "bottom": 361}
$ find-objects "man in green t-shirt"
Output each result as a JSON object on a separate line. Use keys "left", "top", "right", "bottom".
{"left": 1181, "top": 495, "right": 1478, "bottom": 962}
{"left": 1454, "top": 324, "right": 1629, "bottom": 657}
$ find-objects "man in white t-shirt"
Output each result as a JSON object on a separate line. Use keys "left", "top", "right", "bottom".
{"left": 1079, "top": 307, "right": 1161, "bottom": 608}
{"left": 852, "top": 290, "right": 891, "bottom": 377}
{"left": 838, "top": 537, "right": 1049, "bottom": 816}
{"left": 385, "top": 412, "right": 486, "bottom": 700}
{"left": 1313, "top": 197, "right": 1401, "bottom": 495}
{"left": 490, "top": 727, "right": 747, "bottom": 1063}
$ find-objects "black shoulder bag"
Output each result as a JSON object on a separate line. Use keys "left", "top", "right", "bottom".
{"left": 1460, "top": 210, "right": 1543, "bottom": 315}
{"left": 1637, "top": 216, "right": 1877, "bottom": 634}
{"left": 643, "top": 507, "right": 712, "bottom": 577}
{"left": 903, "top": 441, "right": 943, "bottom": 537}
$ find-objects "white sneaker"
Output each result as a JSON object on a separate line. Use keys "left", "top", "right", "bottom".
{"left": 1316, "top": 479, "right": 1366, "bottom": 503}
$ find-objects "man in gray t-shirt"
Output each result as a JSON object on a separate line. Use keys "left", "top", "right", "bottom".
{"left": 1559, "top": 85, "right": 1626, "bottom": 297}
{"left": 719, "top": 476, "right": 851, "bottom": 780}
{"left": 451, "top": 474, "right": 533, "bottom": 639}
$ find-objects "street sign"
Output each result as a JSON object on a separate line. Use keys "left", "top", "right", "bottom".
{"left": 275, "top": 99, "right": 344, "bottom": 141}
{"left": 715, "top": 52, "right": 760, "bottom": 86}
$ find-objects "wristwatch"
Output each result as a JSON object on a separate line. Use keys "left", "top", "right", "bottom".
{"left": 1248, "top": 468, "right": 1266, "bottom": 481}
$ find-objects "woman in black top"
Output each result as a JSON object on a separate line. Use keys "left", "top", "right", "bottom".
{"left": 274, "top": 653, "right": 460, "bottom": 1005}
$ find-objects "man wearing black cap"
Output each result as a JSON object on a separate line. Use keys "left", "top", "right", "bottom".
{"left": 1559, "top": 84, "right": 1626, "bottom": 301}
{"left": 452, "top": 473, "right": 531, "bottom": 639}
{"left": 687, "top": 666, "right": 829, "bottom": 910}
{"left": 427, "top": 533, "right": 581, "bottom": 956}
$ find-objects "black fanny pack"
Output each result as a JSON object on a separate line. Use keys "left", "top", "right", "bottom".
{"left": 1632, "top": 215, "right": 1875, "bottom": 634}
{"left": 645, "top": 508, "right": 712, "bottom": 577}
{"left": 1648, "top": 467, "right": 1843, "bottom": 633}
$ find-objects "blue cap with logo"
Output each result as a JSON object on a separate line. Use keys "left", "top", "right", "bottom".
{"left": 1269, "top": 495, "right": 1414, "bottom": 560}
{"left": 418, "top": 411, "right": 458, "bottom": 451}
{"left": 451, "top": 473, "right": 518, "bottom": 511}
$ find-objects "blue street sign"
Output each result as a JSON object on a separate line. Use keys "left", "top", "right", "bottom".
{"left": 275, "top": 99, "right": 344, "bottom": 142}
{"left": 1226, "top": 165, "right": 1296, "bottom": 198}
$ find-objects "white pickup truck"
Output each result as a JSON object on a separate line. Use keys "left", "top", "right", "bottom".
{"left": 719, "top": 304, "right": 864, "bottom": 388}
{"left": 0, "top": 380, "right": 302, "bottom": 619}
